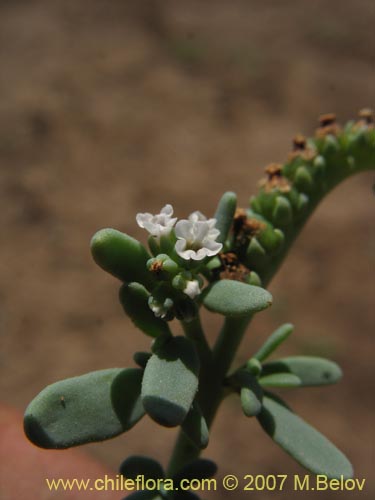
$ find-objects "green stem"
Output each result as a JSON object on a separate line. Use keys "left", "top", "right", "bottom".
{"left": 181, "top": 315, "right": 212, "bottom": 366}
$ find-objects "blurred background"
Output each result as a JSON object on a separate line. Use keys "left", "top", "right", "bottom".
{"left": 0, "top": 1, "right": 374, "bottom": 498}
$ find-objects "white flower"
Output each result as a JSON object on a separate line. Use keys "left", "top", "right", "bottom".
{"left": 183, "top": 279, "right": 201, "bottom": 299}
{"left": 175, "top": 211, "right": 222, "bottom": 261}
{"left": 136, "top": 204, "right": 177, "bottom": 239}
{"left": 148, "top": 297, "right": 173, "bottom": 319}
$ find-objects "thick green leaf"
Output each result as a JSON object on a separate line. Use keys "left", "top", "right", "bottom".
{"left": 262, "top": 356, "right": 342, "bottom": 386}
{"left": 254, "top": 323, "right": 294, "bottom": 361}
{"left": 272, "top": 196, "right": 293, "bottom": 226}
{"left": 258, "top": 395, "right": 353, "bottom": 479}
{"left": 119, "top": 456, "right": 164, "bottom": 480}
{"left": 181, "top": 402, "right": 209, "bottom": 449}
{"left": 214, "top": 191, "right": 237, "bottom": 244}
{"left": 238, "top": 371, "right": 263, "bottom": 417}
{"left": 133, "top": 352, "right": 152, "bottom": 369}
{"left": 173, "top": 459, "right": 217, "bottom": 483}
{"left": 259, "top": 373, "right": 301, "bottom": 388}
{"left": 203, "top": 280, "right": 272, "bottom": 317}
{"left": 119, "top": 283, "right": 171, "bottom": 338}
{"left": 24, "top": 368, "right": 144, "bottom": 449}
{"left": 174, "top": 492, "right": 201, "bottom": 500}
{"left": 124, "top": 492, "right": 163, "bottom": 500}
{"left": 91, "top": 228, "right": 154, "bottom": 287}
{"left": 142, "top": 337, "right": 200, "bottom": 427}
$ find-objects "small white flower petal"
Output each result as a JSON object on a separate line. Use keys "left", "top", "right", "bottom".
{"left": 136, "top": 204, "right": 177, "bottom": 239}
{"left": 188, "top": 211, "right": 207, "bottom": 222}
{"left": 175, "top": 212, "right": 222, "bottom": 261}
{"left": 183, "top": 280, "right": 201, "bottom": 299}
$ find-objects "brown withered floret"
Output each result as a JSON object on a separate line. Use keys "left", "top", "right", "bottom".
{"left": 315, "top": 113, "right": 341, "bottom": 138}
{"left": 149, "top": 260, "right": 164, "bottom": 276}
{"left": 265, "top": 163, "right": 282, "bottom": 177}
{"left": 354, "top": 108, "right": 374, "bottom": 129}
{"left": 260, "top": 163, "right": 291, "bottom": 193}
{"left": 217, "top": 251, "right": 250, "bottom": 282}
{"left": 293, "top": 134, "right": 307, "bottom": 151}
{"left": 319, "top": 113, "right": 337, "bottom": 127}
{"left": 288, "top": 134, "right": 317, "bottom": 162}
{"left": 233, "top": 209, "right": 265, "bottom": 237}
{"left": 233, "top": 209, "right": 265, "bottom": 249}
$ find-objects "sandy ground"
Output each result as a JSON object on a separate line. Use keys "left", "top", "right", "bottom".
{"left": 0, "top": 1, "right": 374, "bottom": 499}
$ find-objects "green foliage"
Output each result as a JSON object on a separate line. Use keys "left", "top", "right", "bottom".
{"left": 254, "top": 323, "right": 294, "bottom": 361}
{"left": 181, "top": 402, "right": 209, "bottom": 449}
{"left": 119, "top": 456, "right": 165, "bottom": 480}
{"left": 258, "top": 395, "right": 353, "bottom": 479}
{"left": 238, "top": 371, "right": 263, "bottom": 417}
{"left": 141, "top": 336, "right": 200, "bottom": 427}
{"left": 24, "top": 111, "right": 375, "bottom": 489}
{"left": 91, "top": 228, "right": 154, "bottom": 287}
{"left": 202, "top": 279, "right": 272, "bottom": 317}
{"left": 173, "top": 458, "right": 217, "bottom": 482}
{"left": 119, "top": 283, "right": 171, "bottom": 338}
{"left": 24, "top": 368, "right": 144, "bottom": 449}
{"left": 260, "top": 356, "right": 342, "bottom": 386}
{"left": 214, "top": 191, "right": 237, "bottom": 244}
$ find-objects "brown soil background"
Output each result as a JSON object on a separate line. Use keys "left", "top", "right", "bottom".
{"left": 0, "top": 1, "right": 374, "bottom": 499}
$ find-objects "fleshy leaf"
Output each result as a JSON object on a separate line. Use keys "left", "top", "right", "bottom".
{"left": 239, "top": 371, "right": 263, "bottom": 417}
{"left": 261, "top": 356, "right": 342, "bottom": 386}
{"left": 142, "top": 337, "right": 200, "bottom": 427}
{"left": 214, "top": 191, "right": 237, "bottom": 244}
{"left": 173, "top": 459, "right": 217, "bottom": 482}
{"left": 133, "top": 352, "right": 152, "bottom": 369}
{"left": 257, "top": 395, "right": 353, "bottom": 479}
{"left": 203, "top": 280, "right": 272, "bottom": 317}
{"left": 119, "top": 456, "right": 164, "bottom": 480}
{"left": 124, "top": 492, "right": 163, "bottom": 500}
{"left": 254, "top": 323, "right": 294, "bottom": 361}
{"left": 91, "top": 228, "right": 154, "bottom": 288}
{"left": 272, "top": 196, "right": 293, "bottom": 226}
{"left": 174, "top": 492, "right": 201, "bottom": 500}
{"left": 259, "top": 373, "right": 301, "bottom": 387}
{"left": 181, "top": 402, "right": 209, "bottom": 449}
{"left": 24, "top": 368, "right": 144, "bottom": 449}
{"left": 119, "top": 283, "right": 171, "bottom": 338}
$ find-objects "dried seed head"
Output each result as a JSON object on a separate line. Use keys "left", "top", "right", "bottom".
{"left": 288, "top": 135, "right": 317, "bottom": 162}
{"left": 150, "top": 260, "right": 164, "bottom": 275}
{"left": 358, "top": 108, "right": 373, "bottom": 123}
{"left": 218, "top": 251, "right": 250, "bottom": 282}
{"left": 292, "top": 134, "right": 307, "bottom": 151}
{"left": 244, "top": 218, "right": 266, "bottom": 236}
{"left": 233, "top": 209, "right": 265, "bottom": 237}
{"left": 319, "top": 113, "right": 337, "bottom": 127}
{"left": 260, "top": 163, "right": 291, "bottom": 193}
{"left": 316, "top": 113, "right": 340, "bottom": 138}
{"left": 265, "top": 163, "right": 283, "bottom": 178}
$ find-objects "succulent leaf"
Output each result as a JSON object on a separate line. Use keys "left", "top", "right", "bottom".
{"left": 181, "top": 402, "right": 209, "bottom": 449}
{"left": 142, "top": 337, "right": 200, "bottom": 427}
{"left": 91, "top": 228, "right": 154, "bottom": 287}
{"left": 203, "top": 279, "right": 272, "bottom": 317}
{"left": 254, "top": 323, "right": 294, "bottom": 362}
{"left": 119, "top": 283, "right": 171, "bottom": 338}
{"left": 261, "top": 356, "right": 342, "bottom": 386}
{"left": 214, "top": 191, "right": 237, "bottom": 244}
{"left": 119, "top": 456, "right": 164, "bottom": 480}
{"left": 257, "top": 395, "right": 353, "bottom": 479}
{"left": 24, "top": 368, "right": 144, "bottom": 449}
{"left": 259, "top": 373, "right": 301, "bottom": 387}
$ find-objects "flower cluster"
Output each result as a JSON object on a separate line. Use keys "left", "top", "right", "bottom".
{"left": 136, "top": 205, "right": 223, "bottom": 319}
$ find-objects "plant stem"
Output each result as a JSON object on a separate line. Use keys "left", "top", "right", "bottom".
{"left": 167, "top": 316, "right": 251, "bottom": 476}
